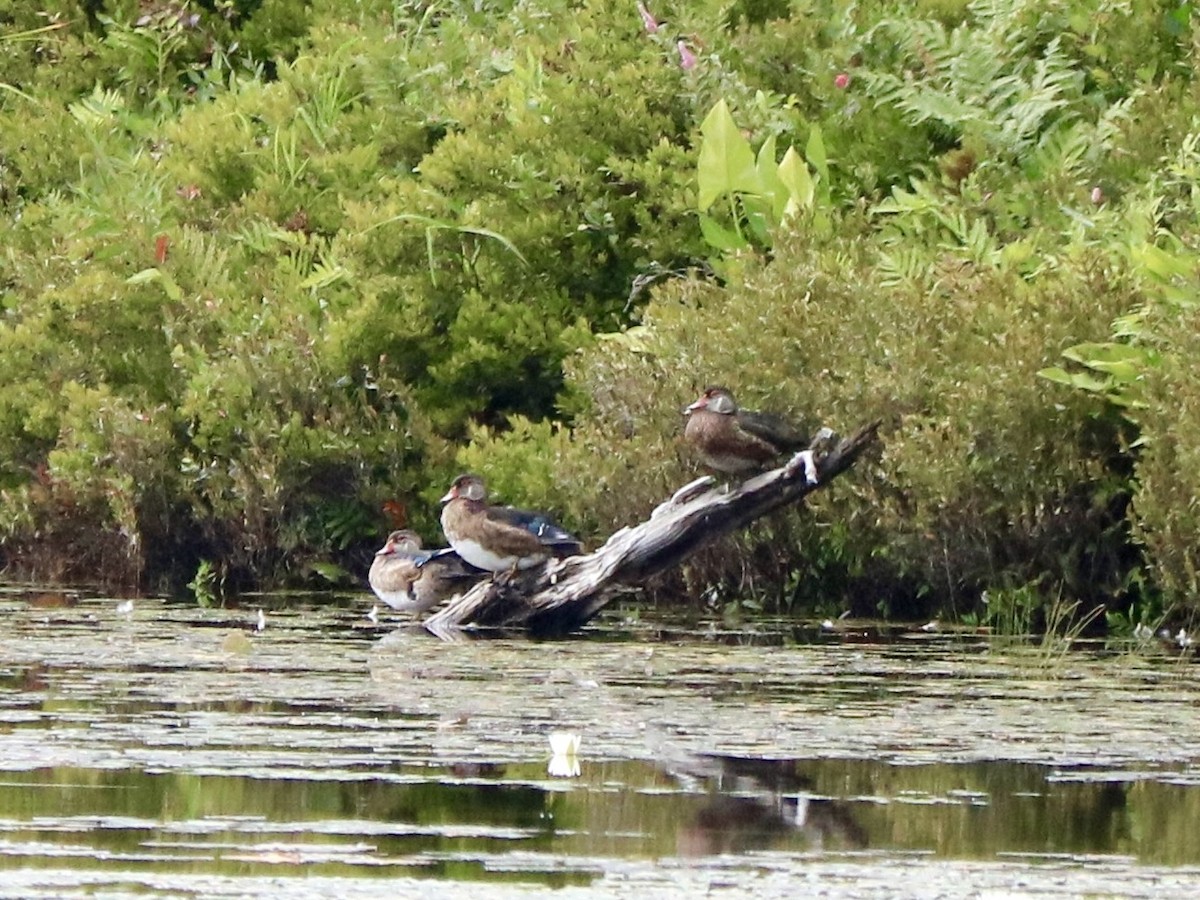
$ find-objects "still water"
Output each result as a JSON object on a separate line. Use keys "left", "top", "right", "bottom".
{"left": 1, "top": 586, "right": 1198, "bottom": 898}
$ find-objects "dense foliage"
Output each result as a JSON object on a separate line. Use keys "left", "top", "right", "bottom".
{"left": 1, "top": 0, "right": 1198, "bottom": 630}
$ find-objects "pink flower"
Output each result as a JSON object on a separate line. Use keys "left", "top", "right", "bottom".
{"left": 1090, "top": 186, "right": 1104, "bottom": 205}
{"left": 637, "top": 1, "right": 659, "bottom": 34}
{"left": 677, "top": 40, "right": 697, "bottom": 71}
{"left": 834, "top": 72, "right": 851, "bottom": 89}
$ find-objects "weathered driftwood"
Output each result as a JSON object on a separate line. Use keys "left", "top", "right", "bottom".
{"left": 423, "top": 421, "right": 880, "bottom": 635}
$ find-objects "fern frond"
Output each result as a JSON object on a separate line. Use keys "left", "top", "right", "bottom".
{"left": 864, "top": 1, "right": 1094, "bottom": 160}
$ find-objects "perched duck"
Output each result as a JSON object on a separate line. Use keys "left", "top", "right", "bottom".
{"left": 368, "top": 529, "right": 483, "bottom": 613}
{"left": 683, "top": 385, "right": 809, "bottom": 475}
{"left": 439, "top": 473, "right": 582, "bottom": 573}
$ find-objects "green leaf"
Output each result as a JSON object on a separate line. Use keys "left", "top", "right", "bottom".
{"left": 1065, "top": 342, "right": 1144, "bottom": 362}
{"left": 126, "top": 268, "right": 182, "bottom": 301}
{"left": 699, "top": 213, "right": 749, "bottom": 251}
{"left": 1037, "top": 366, "right": 1111, "bottom": 393}
{"left": 805, "top": 124, "right": 829, "bottom": 183}
{"left": 777, "top": 146, "right": 814, "bottom": 219}
{"left": 1061, "top": 341, "right": 1148, "bottom": 380}
{"left": 741, "top": 198, "right": 772, "bottom": 245}
{"left": 299, "top": 262, "right": 350, "bottom": 291}
{"left": 1000, "top": 240, "right": 1035, "bottom": 268}
{"left": 1111, "top": 312, "right": 1145, "bottom": 339}
{"left": 755, "top": 134, "right": 788, "bottom": 223}
{"left": 698, "top": 99, "right": 759, "bottom": 211}
{"left": 0, "top": 82, "right": 35, "bottom": 104}
{"left": 1087, "top": 359, "right": 1140, "bottom": 382}
{"left": 1132, "top": 243, "right": 1192, "bottom": 282}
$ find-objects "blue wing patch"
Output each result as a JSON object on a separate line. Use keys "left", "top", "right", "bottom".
{"left": 493, "top": 507, "right": 581, "bottom": 549}
{"left": 412, "top": 546, "right": 461, "bottom": 569}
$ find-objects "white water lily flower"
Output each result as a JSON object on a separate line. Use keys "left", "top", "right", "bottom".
{"left": 548, "top": 731, "right": 580, "bottom": 756}
{"left": 547, "top": 731, "right": 581, "bottom": 778}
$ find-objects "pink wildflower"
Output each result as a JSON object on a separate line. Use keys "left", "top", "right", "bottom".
{"left": 637, "top": 1, "right": 659, "bottom": 34}
{"left": 1090, "top": 186, "right": 1104, "bottom": 205}
{"left": 677, "top": 40, "right": 697, "bottom": 71}
{"left": 834, "top": 72, "right": 851, "bottom": 90}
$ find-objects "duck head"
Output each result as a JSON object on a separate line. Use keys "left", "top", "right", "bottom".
{"left": 685, "top": 386, "right": 738, "bottom": 416}
{"left": 440, "top": 473, "right": 488, "bottom": 504}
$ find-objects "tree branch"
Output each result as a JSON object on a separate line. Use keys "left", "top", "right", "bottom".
{"left": 424, "top": 421, "right": 881, "bottom": 635}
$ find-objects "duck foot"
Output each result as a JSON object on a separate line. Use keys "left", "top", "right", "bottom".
{"left": 786, "top": 450, "right": 819, "bottom": 485}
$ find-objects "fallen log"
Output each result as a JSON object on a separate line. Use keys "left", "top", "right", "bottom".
{"left": 423, "top": 420, "right": 881, "bottom": 635}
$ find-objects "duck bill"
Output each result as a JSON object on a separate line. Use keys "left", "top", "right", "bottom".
{"left": 684, "top": 398, "right": 705, "bottom": 414}
{"left": 438, "top": 488, "right": 456, "bottom": 504}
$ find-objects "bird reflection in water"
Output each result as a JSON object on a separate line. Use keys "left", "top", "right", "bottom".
{"left": 670, "top": 754, "right": 867, "bottom": 857}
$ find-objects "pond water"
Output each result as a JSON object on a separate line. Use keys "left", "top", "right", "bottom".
{"left": 1, "top": 586, "right": 1199, "bottom": 898}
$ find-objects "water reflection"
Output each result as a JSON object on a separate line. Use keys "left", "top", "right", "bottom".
{"left": 1, "top": 756, "right": 1198, "bottom": 879}
{"left": 3, "top": 588, "right": 1200, "bottom": 895}
{"left": 669, "top": 755, "right": 867, "bottom": 856}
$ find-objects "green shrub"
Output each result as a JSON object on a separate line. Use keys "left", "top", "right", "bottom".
{"left": 0, "top": 4, "right": 106, "bottom": 103}
{"left": 523, "top": 230, "right": 1138, "bottom": 615}
{"left": 1131, "top": 304, "right": 1200, "bottom": 612}
{"left": 2, "top": 0, "right": 1199, "bottom": 612}
{"left": 0, "top": 380, "right": 179, "bottom": 585}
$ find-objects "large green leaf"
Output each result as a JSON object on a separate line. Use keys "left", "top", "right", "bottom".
{"left": 1062, "top": 342, "right": 1150, "bottom": 383}
{"left": 1037, "top": 366, "right": 1110, "bottom": 393}
{"left": 698, "top": 99, "right": 760, "bottom": 211}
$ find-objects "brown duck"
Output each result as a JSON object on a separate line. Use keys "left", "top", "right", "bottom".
{"left": 683, "top": 386, "right": 809, "bottom": 474}
{"left": 368, "top": 529, "right": 483, "bottom": 613}
{"left": 439, "top": 473, "right": 582, "bottom": 573}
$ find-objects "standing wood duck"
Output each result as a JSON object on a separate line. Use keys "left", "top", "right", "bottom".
{"left": 368, "top": 529, "right": 483, "bottom": 613}
{"left": 439, "top": 473, "right": 582, "bottom": 573}
{"left": 683, "top": 385, "right": 809, "bottom": 475}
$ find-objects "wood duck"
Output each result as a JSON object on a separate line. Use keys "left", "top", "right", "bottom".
{"left": 683, "top": 385, "right": 809, "bottom": 475}
{"left": 368, "top": 529, "right": 483, "bottom": 613}
{"left": 439, "top": 473, "right": 582, "bottom": 573}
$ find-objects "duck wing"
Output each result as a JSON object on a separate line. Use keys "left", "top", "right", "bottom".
{"left": 409, "top": 546, "right": 457, "bottom": 567}
{"left": 413, "top": 546, "right": 485, "bottom": 579}
{"left": 487, "top": 506, "right": 582, "bottom": 552}
{"left": 735, "top": 409, "right": 808, "bottom": 451}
